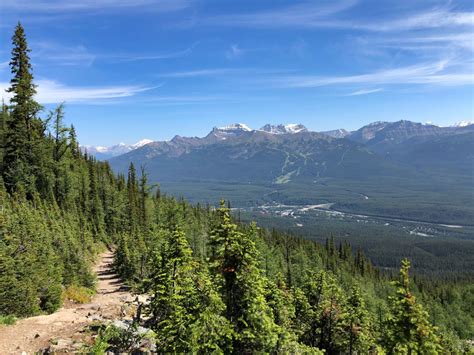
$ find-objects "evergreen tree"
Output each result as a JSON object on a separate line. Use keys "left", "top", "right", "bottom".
{"left": 127, "top": 162, "right": 139, "bottom": 234}
{"left": 50, "top": 104, "right": 70, "bottom": 205}
{"left": 294, "top": 270, "right": 350, "bottom": 352}
{"left": 346, "top": 286, "right": 373, "bottom": 354}
{"left": 147, "top": 228, "right": 195, "bottom": 352}
{"left": 88, "top": 159, "right": 105, "bottom": 239}
{"left": 209, "top": 201, "right": 278, "bottom": 353}
{"left": 384, "top": 259, "right": 443, "bottom": 354}
{"left": 2, "top": 23, "right": 42, "bottom": 196}
{"left": 147, "top": 227, "right": 231, "bottom": 352}
{"left": 0, "top": 101, "right": 8, "bottom": 172}
{"left": 68, "top": 124, "right": 80, "bottom": 158}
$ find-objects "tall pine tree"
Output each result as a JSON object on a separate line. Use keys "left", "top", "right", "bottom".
{"left": 2, "top": 23, "right": 42, "bottom": 196}
{"left": 209, "top": 201, "right": 278, "bottom": 353}
{"left": 384, "top": 259, "right": 442, "bottom": 354}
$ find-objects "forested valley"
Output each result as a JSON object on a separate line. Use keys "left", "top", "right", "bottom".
{"left": 0, "top": 23, "right": 473, "bottom": 353}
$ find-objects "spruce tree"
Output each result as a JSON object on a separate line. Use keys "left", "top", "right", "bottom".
{"left": 346, "top": 286, "right": 373, "bottom": 354}
{"left": 384, "top": 259, "right": 442, "bottom": 354}
{"left": 147, "top": 228, "right": 195, "bottom": 352}
{"left": 209, "top": 201, "right": 278, "bottom": 353}
{"left": 0, "top": 101, "right": 8, "bottom": 172}
{"left": 68, "top": 124, "right": 80, "bottom": 158}
{"left": 147, "top": 227, "right": 232, "bottom": 352}
{"left": 50, "top": 104, "right": 70, "bottom": 205}
{"left": 3, "top": 23, "right": 42, "bottom": 196}
{"left": 127, "top": 162, "right": 139, "bottom": 234}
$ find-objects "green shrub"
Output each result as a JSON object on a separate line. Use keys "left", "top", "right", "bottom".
{"left": 62, "top": 285, "right": 95, "bottom": 304}
{"left": 0, "top": 315, "right": 17, "bottom": 325}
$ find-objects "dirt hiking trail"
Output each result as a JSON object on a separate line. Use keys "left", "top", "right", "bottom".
{"left": 0, "top": 250, "right": 132, "bottom": 354}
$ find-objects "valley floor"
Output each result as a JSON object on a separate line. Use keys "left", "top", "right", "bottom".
{"left": 0, "top": 250, "right": 132, "bottom": 354}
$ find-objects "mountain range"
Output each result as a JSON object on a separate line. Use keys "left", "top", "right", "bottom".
{"left": 106, "top": 120, "right": 473, "bottom": 177}
{"left": 81, "top": 139, "right": 153, "bottom": 160}
{"left": 104, "top": 120, "right": 473, "bottom": 225}
{"left": 86, "top": 121, "right": 473, "bottom": 161}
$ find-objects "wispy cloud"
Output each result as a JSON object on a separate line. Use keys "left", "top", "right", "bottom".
{"left": 226, "top": 44, "right": 243, "bottom": 59}
{"left": 0, "top": 80, "right": 154, "bottom": 104}
{"left": 345, "top": 88, "right": 383, "bottom": 96}
{"left": 159, "top": 68, "right": 241, "bottom": 78}
{"left": 205, "top": 0, "right": 356, "bottom": 29}
{"left": 158, "top": 67, "right": 294, "bottom": 79}
{"left": 26, "top": 41, "right": 198, "bottom": 66}
{"left": 370, "top": 32, "right": 474, "bottom": 53}
{"left": 139, "top": 95, "right": 229, "bottom": 105}
{"left": 363, "top": 8, "right": 474, "bottom": 32}
{"left": 204, "top": 2, "right": 473, "bottom": 32}
{"left": 33, "top": 41, "right": 96, "bottom": 66}
{"left": 1, "top": 0, "right": 191, "bottom": 13}
{"left": 264, "top": 59, "right": 474, "bottom": 88}
{"left": 109, "top": 42, "right": 199, "bottom": 62}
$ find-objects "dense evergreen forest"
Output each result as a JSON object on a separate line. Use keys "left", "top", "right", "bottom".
{"left": 0, "top": 23, "right": 473, "bottom": 353}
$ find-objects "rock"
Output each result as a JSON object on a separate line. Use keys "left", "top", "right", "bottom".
{"left": 34, "top": 333, "right": 40, "bottom": 338}
{"left": 49, "top": 338, "right": 74, "bottom": 352}
{"left": 72, "top": 342, "right": 85, "bottom": 350}
{"left": 139, "top": 338, "right": 157, "bottom": 352}
{"left": 90, "top": 315, "right": 103, "bottom": 322}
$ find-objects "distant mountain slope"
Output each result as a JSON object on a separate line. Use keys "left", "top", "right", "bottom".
{"left": 386, "top": 131, "right": 474, "bottom": 174}
{"left": 320, "top": 128, "right": 350, "bottom": 138}
{"left": 109, "top": 126, "right": 410, "bottom": 184}
{"left": 81, "top": 139, "right": 153, "bottom": 160}
{"left": 346, "top": 120, "right": 474, "bottom": 173}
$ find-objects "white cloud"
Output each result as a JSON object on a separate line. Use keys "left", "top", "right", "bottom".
{"left": 204, "top": 2, "right": 473, "bottom": 32}
{"left": 265, "top": 59, "right": 474, "bottom": 88}
{"left": 33, "top": 41, "right": 96, "bottom": 66}
{"left": 0, "top": 79, "right": 154, "bottom": 104}
{"left": 226, "top": 44, "right": 243, "bottom": 59}
{"left": 158, "top": 67, "right": 293, "bottom": 79}
{"left": 26, "top": 41, "right": 198, "bottom": 66}
{"left": 110, "top": 42, "right": 199, "bottom": 62}
{"left": 206, "top": 0, "right": 356, "bottom": 28}
{"left": 1, "top": 0, "right": 190, "bottom": 13}
{"left": 374, "top": 33, "right": 474, "bottom": 53}
{"left": 365, "top": 9, "right": 474, "bottom": 32}
{"left": 159, "top": 68, "right": 240, "bottom": 78}
{"left": 345, "top": 88, "right": 383, "bottom": 96}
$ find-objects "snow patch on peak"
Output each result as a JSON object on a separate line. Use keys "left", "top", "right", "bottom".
{"left": 217, "top": 123, "right": 252, "bottom": 132}
{"left": 94, "top": 146, "right": 108, "bottom": 153}
{"left": 284, "top": 123, "right": 307, "bottom": 134}
{"left": 260, "top": 123, "right": 308, "bottom": 134}
{"left": 366, "top": 121, "right": 388, "bottom": 127}
{"left": 451, "top": 120, "right": 473, "bottom": 127}
{"left": 132, "top": 139, "right": 153, "bottom": 149}
{"left": 81, "top": 138, "right": 154, "bottom": 160}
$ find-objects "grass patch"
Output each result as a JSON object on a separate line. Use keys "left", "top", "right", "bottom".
{"left": 62, "top": 285, "right": 95, "bottom": 304}
{"left": 0, "top": 315, "right": 17, "bottom": 325}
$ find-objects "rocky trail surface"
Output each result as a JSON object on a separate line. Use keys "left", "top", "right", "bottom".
{"left": 0, "top": 250, "right": 133, "bottom": 354}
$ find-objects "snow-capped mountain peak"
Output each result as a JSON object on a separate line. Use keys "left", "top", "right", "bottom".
{"left": 81, "top": 139, "right": 154, "bottom": 160}
{"left": 284, "top": 123, "right": 307, "bottom": 133}
{"left": 451, "top": 120, "right": 473, "bottom": 128}
{"left": 131, "top": 139, "right": 154, "bottom": 149}
{"left": 260, "top": 123, "right": 308, "bottom": 134}
{"left": 217, "top": 123, "right": 252, "bottom": 132}
{"left": 208, "top": 123, "right": 253, "bottom": 140}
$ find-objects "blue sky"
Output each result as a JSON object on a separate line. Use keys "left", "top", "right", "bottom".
{"left": 1, "top": 0, "right": 473, "bottom": 145}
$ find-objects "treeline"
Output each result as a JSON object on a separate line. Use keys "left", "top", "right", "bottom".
{"left": 0, "top": 24, "right": 124, "bottom": 316}
{"left": 114, "top": 186, "right": 471, "bottom": 353}
{"left": 0, "top": 23, "right": 472, "bottom": 353}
